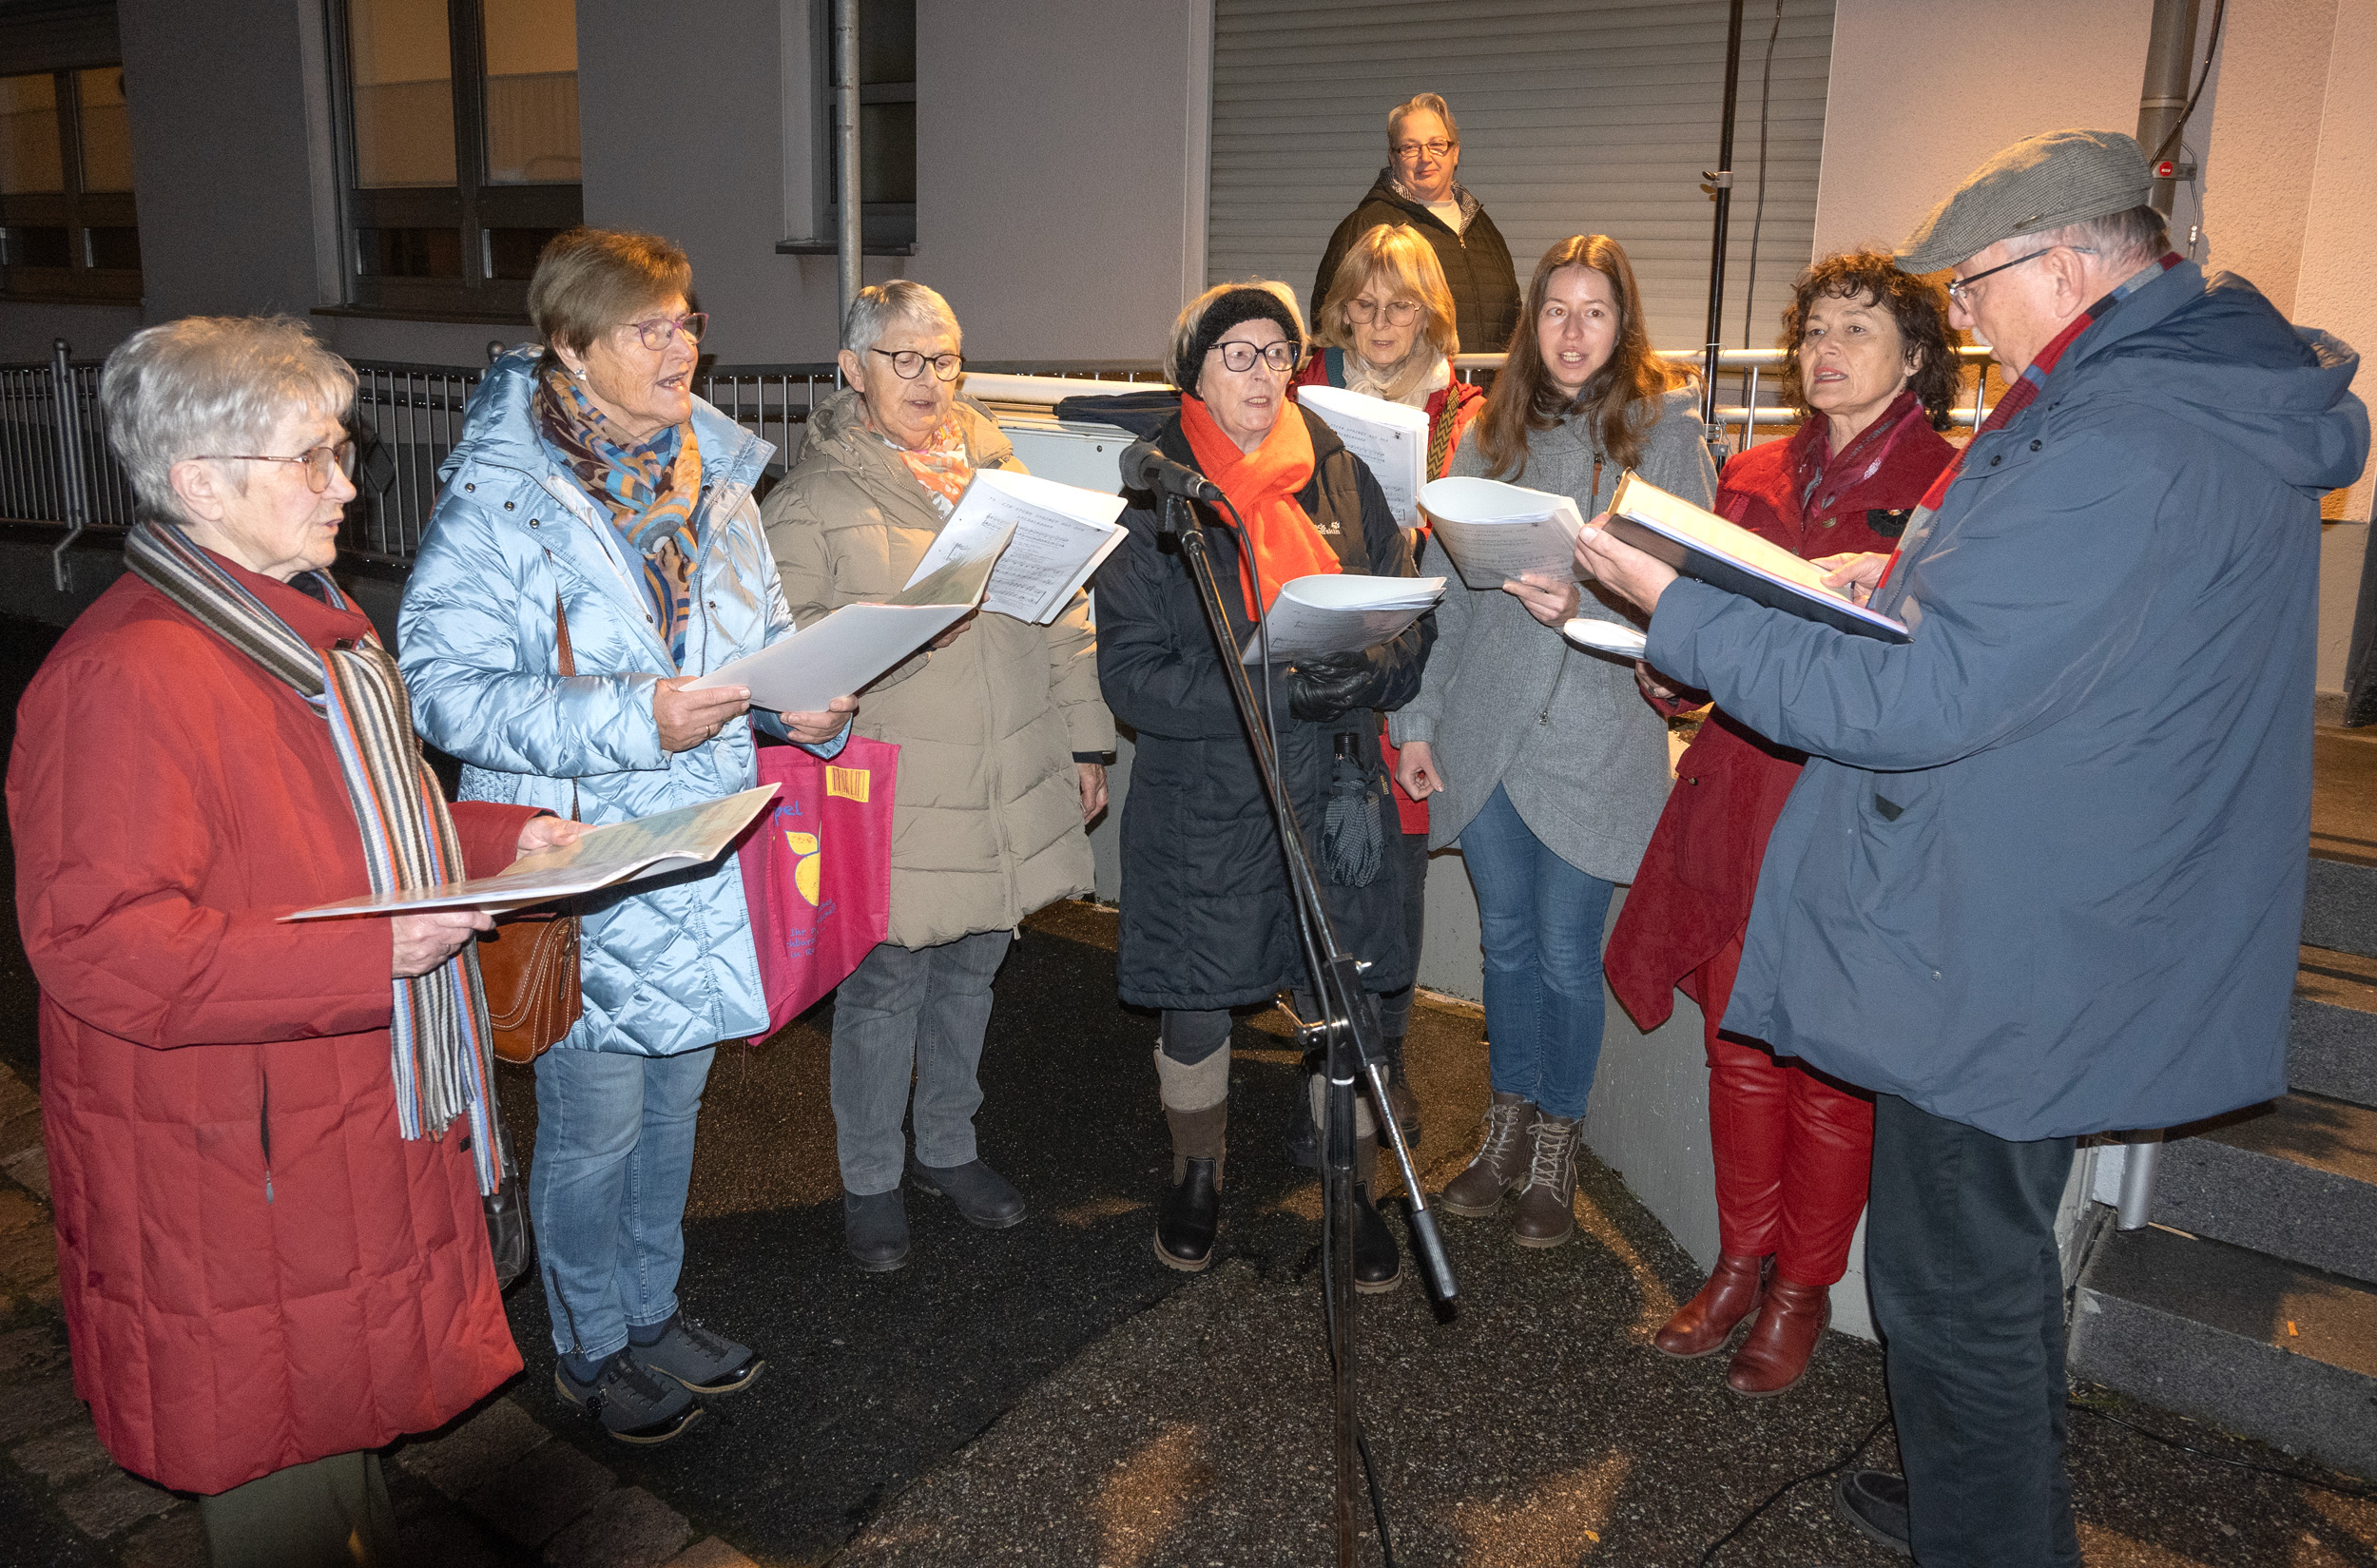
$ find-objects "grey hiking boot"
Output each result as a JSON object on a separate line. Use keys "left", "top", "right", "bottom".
{"left": 629, "top": 1312, "right": 763, "bottom": 1396}
{"left": 554, "top": 1350, "right": 702, "bottom": 1445}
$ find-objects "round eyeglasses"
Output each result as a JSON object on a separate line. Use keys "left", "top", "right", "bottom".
{"left": 870, "top": 348, "right": 967, "bottom": 381}
{"left": 1345, "top": 297, "right": 1422, "bottom": 326}
{"left": 1210, "top": 339, "right": 1301, "bottom": 373}
{"left": 625, "top": 313, "right": 707, "bottom": 351}
{"left": 195, "top": 439, "right": 358, "bottom": 494}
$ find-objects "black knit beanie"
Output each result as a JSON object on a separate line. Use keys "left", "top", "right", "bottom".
{"left": 1173, "top": 287, "right": 1305, "bottom": 389}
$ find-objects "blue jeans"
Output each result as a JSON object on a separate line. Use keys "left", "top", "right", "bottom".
{"left": 530, "top": 1045, "right": 714, "bottom": 1361}
{"left": 1457, "top": 784, "right": 1615, "bottom": 1119}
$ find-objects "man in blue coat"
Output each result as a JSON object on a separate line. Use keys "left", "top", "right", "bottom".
{"left": 1579, "top": 129, "right": 2368, "bottom": 1567}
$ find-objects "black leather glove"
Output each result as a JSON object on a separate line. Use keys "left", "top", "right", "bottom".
{"left": 1286, "top": 650, "right": 1378, "bottom": 723}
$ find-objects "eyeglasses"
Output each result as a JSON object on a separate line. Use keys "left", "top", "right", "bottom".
{"left": 195, "top": 439, "right": 358, "bottom": 494}
{"left": 624, "top": 312, "right": 707, "bottom": 351}
{"left": 1210, "top": 339, "right": 1300, "bottom": 373}
{"left": 871, "top": 347, "right": 967, "bottom": 381}
{"left": 1944, "top": 246, "right": 2093, "bottom": 309}
{"left": 1345, "top": 297, "right": 1422, "bottom": 326}
{"left": 1392, "top": 139, "right": 1454, "bottom": 160}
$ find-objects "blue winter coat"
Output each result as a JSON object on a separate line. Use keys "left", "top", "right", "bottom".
{"left": 398, "top": 347, "right": 842, "bottom": 1056}
{"left": 1643, "top": 262, "right": 2369, "bottom": 1140}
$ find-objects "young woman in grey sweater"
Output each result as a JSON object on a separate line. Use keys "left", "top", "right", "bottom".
{"left": 1390, "top": 234, "right": 1717, "bottom": 1248}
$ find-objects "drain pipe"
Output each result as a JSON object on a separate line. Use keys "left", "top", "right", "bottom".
{"left": 49, "top": 339, "right": 87, "bottom": 593}
{"left": 834, "top": 0, "right": 862, "bottom": 345}
{"left": 2116, "top": 1132, "right": 2164, "bottom": 1230}
{"left": 2136, "top": 0, "right": 2203, "bottom": 216}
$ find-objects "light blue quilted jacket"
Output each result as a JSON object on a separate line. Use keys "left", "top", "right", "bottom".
{"left": 399, "top": 346, "right": 841, "bottom": 1056}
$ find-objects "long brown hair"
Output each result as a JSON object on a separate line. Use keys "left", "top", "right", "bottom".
{"left": 1475, "top": 234, "right": 1684, "bottom": 480}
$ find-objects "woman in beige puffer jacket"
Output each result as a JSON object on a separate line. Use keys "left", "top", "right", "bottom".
{"left": 761, "top": 281, "right": 1113, "bottom": 1272}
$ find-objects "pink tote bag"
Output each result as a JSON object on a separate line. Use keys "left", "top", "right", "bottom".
{"left": 739, "top": 734, "right": 899, "bottom": 1040}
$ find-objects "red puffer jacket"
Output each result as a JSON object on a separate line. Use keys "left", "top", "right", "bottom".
{"left": 1606, "top": 397, "right": 1956, "bottom": 1032}
{"left": 9, "top": 565, "right": 538, "bottom": 1495}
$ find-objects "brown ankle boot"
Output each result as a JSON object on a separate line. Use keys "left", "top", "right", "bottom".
{"left": 1727, "top": 1276, "right": 1830, "bottom": 1396}
{"left": 1654, "top": 1253, "right": 1772, "bottom": 1359}
{"left": 1438, "top": 1091, "right": 1535, "bottom": 1217}
{"left": 1510, "top": 1113, "right": 1581, "bottom": 1248}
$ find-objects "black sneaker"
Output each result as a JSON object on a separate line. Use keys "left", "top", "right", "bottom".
{"left": 554, "top": 1350, "right": 702, "bottom": 1445}
{"left": 1834, "top": 1469, "right": 1912, "bottom": 1558}
{"left": 630, "top": 1312, "right": 763, "bottom": 1397}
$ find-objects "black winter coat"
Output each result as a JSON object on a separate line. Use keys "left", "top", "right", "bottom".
{"left": 1096, "top": 406, "right": 1432, "bottom": 1011}
{"left": 1311, "top": 170, "right": 1521, "bottom": 355}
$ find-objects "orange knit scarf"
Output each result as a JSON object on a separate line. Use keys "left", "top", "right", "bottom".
{"left": 1180, "top": 396, "right": 1341, "bottom": 617}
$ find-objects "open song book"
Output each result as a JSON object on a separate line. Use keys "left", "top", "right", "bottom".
{"left": 1239, "top": 574, "right": 1446, "bottom": 665}
{"left": 900, "top": 467, "right": 1129, "bottom": 625}
{"left": 1601, "top": 474, "right": 1911, "bottom": 644}
{"left": 1418, "top": 475, "right": 1587, "bottom": 589}
{"left": 1296, "top": 385, "right": 1429, "bottom": 531}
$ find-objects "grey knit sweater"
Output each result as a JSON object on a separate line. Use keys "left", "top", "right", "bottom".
{"left": 1390, "top": 386, "right": 1717, "bottom": 880}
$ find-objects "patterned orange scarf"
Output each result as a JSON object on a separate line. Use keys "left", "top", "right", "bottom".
{"left": 868, "top": 406, "right": 974, "bottom": 516}
{"left": 1180, "top": 396, "right": 1340, "bottom": 617}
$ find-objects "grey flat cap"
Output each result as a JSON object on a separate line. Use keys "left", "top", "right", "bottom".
{"left": 1896, "top": 128, "right": 2153, "bottom": 273}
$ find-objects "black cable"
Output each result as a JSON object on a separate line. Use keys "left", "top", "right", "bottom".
{"left": 1697, "top": 1414, "right": 1888, "bottom": 1566}
{"left": 1317, "top": 1229, "right": 1401, "bottom": 1567}
{"left": 2151, "top": 0, "right": 2228, "bottom": 165}
{"left": 2069, "top": 1399, "right": 2375, "bottom": 1500}
{"left": 1739, "top": 0, "right": 1784, "bottom": 351}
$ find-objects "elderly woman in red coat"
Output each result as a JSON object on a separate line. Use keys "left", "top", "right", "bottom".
{"left": 8, "top": 317, "right": 580, "bottom": 1566}
{"left": 1605, "top": 251, "right": 1961, "bottom": 1397}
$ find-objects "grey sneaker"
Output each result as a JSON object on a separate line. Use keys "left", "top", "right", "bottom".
{"left": 1834, "top": 1469, "right": 1912, "bottom": 1558}
{"left": 553, "top": 1350, "right": 702, "bottom": 1445}
{"left": 845, "top": 1187, "right": 912, "bottom": 1271}
{"left": 907, "top": 1155, "right": 1027, "bottom": 1229}
{"left": 630, "top": 1312, "right": 763, "bottom": 1397}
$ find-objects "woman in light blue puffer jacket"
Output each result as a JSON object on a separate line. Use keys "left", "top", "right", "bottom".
{"left": 400, "top": 230, "right": 852, "bottom": 1446}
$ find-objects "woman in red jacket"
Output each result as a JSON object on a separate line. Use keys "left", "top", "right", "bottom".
{"left": 1293, "top": 223, "right": 1482, "bottom": 1133}
{"left": 8, "top": 317, "right": 578, "bottom": 1565}
{"left": 1606, "top": 251, "right": 1961, "bottom": 1396}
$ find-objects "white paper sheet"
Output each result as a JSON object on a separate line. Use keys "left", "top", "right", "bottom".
{"left": 1237, "top": 573, "right": 1446, "bottom": 665}
{"left": 1298, "top": 385, "right": 1430, "bottom": 530}
{"left": 1418, "top": 474, "right": 1588, "bottom": 589}
{"left": 284, "top": 786, "right": 781, "bottom": 919}
{"left": 900, "top": 467, "right": 1129, "bottom": 624}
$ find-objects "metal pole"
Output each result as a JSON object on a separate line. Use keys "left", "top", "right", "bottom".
{"left": 834, "top": 0, "right": 863, "bottom": 339}
{"left": 2116, "top": 1133, "right": 2163, "bottom": 1229}
{"left": 2136, "top": 0, "right": 2203, "bottom": 216}
{"left": 50, "top": 339, "right": 87, "bottom": 592}
{"left": 1700, "top": 0, "right": 1747, "bottom": 434}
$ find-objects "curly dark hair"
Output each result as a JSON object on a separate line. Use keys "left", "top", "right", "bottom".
{"left": 1777, "top": 250, "right": 1962, "bottom": 431}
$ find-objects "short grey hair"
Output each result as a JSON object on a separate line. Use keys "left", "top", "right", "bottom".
{"left": 841, "top": 281, "right": 962, "bottom": 358}
{"left": 100, "top": 317, "right": 356, "bottom": 524}
{"left": 1387, "top": 92, "right": 1459, "bottom": 152}
{"left": 2031, "top": 205, "right": 2169, "bottom": 270}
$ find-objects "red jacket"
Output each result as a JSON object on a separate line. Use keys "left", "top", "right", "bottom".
{"left": 9, "top": 567, "right": 538, "bottom": 1494}
{"left": 1605, "top": 401, "right": 1956, "bottom": 1032}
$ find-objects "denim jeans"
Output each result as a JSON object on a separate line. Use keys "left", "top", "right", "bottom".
{"left": 530, "top": 1045, "right": 714, "bottom": 1361}
{"left": 830, "top": 929, "right": 1015, "bottom": 1194}
{"left": 1456, "top": 783, "right": 1616, "bottom": 1119}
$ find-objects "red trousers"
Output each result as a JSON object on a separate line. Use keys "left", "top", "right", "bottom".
{"left": 1688, "top": 936, "right": 1875, "bottom": 1287}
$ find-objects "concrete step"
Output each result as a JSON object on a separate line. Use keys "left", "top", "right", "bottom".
{"left": 2069, "top": 1224, "right": 2377, "bottom": 1480}
{"left": 2303, "top": 855, "right": 2377, "bottom": 960}
{"left": 2155, "top": 1093, "right": 2377, "bottom": 1285}
{"left": 2296, "top": 944, "right": 2377, "bottom": 1108}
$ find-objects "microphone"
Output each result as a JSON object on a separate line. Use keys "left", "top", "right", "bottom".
{"left": 1120, "top": 436, "right": 1226, "bottom": 505}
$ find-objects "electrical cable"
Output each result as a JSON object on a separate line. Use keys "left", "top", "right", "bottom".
{"left": 1739, "top": 0, "right": 1785, "bottom": 351}
{"left": 2069, "top": 1399, "right": 2376, "bottom": 1500}
{"left": 2151, "top": 0, "right": 2228, "bottom": 166}
{"left": 1697, "top": 1414, "right": 1889, "bottom": 1565}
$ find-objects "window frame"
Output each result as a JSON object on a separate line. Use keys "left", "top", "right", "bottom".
{"left": 323, "top": 0, "right": 582, "bottom": 320}
{"left": 0, "top": 64, "right": 140, "bottom": 304}
{"left": 779, "top": 0, "right": 916, "bottom": 258}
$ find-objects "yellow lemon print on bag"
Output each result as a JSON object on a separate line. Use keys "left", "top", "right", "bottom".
{"left": 784, "top": 830, "right": 821, "bottom": 906}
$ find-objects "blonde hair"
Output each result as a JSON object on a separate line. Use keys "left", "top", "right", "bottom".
{"left": 528, "top": 228, "right": 693, "bottom": 372}
{"left": 1386, "top": 92, "right": 1459, "bottom": 152}
{"left": 1164, "top": 280, "right": 1306, "bottom": 388}
{"left": 1314, "top": 225, "right": 1459, "bottom": 400}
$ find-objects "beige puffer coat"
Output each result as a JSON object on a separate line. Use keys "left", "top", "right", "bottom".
{"left": 762, "top": 389, "right": 1114, "bottom": 950}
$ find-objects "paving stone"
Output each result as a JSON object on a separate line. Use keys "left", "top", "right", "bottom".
{"left": 0, "top": 1069, "right": 36, "bottom": 1124}
{"left": 0, "top": 1324, "right": 66, "bottom": 1378}
{"left": 118, "top": 1506, "right": 207, "bottom": 1568}
{"left": 396, "top": 1507, "right": 525, "bottom": 1568}
{"left": 540, "top": 1485, "right": 691, "bottom": 1568}
{"left": 2, "top": 1142, "right": 48, "bottom": 1199}
{"left": 56, "top": 1468, "right": 179, "bottom": 1539}
{"left": 0, "top": 1370, "right": 84, "bottom": 1443}
{"left": 397, "top": 1396, "right": 551, "bottom": 1498}
{"left": 9, "top": 1419, "right": 109, "bottom": 1481}
{"left": 464, "top": 1435, "right": 614, "bottom": 1548}
{"left": 665, "top": 1539, "right": 763, "bottom": 1568}
{"left": 0, "top": 1186, "right": 41, "bottom": 1234}
{"left": 0, "top": 1220, "right": 57, "bottom": 1286}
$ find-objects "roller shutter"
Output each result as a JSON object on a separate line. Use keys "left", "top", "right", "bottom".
{"left": 1208, "top": 0, "right": 1836, "bottom": 355}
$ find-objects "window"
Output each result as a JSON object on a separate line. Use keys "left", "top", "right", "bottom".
{"left": 0, "top": 65, "right": 140, "bottom": 301}
{"left": 783, "top": 0, "right": 916, "bottom": 256}
{"left": 329, "top": 0, "right": 582, "bottom": 318}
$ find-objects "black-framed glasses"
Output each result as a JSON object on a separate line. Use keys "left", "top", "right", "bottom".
{"left": 1392, "top": 138, "right": 1454, "bottom": 160}
{"left": 1211, "top": 339, "right": 1300, "bottom": 373}
{"left": 1345, "top": 297, "right": 1422, "bottom": 326}
{"left": 871, "top": 347, "right": 966, "bottom": 381}
{"left": 194, "top": 439, "right": 358, "bottom": 494}
{"left": 1945, "top": 246, "right": 2093, "bottom": 308}
{"left": 624, "top": 312, "right": 707, "bottom": 351}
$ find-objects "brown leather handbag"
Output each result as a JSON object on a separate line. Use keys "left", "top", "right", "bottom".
{"left": 480, "top": 595, "right": 583, "bottom": 1065}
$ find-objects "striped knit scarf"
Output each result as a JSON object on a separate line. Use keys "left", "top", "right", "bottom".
{"left": 122, "top": 521, "right": 502, "bottom": 1195}
{"left": 534, "top": 366, "right": 705, "bottom": 666}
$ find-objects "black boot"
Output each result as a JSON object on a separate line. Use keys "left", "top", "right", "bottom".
{"left": 1381, "top": 1034, "right": 1421, "bottom": 1148}
{"left": 1157, "top": 1152, "right": 1222, "bottom": 1272}
{"left": 1352, "top": 1182, "right": 1401, "bottom": 1293}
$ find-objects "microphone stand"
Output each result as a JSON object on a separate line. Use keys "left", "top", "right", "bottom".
{"left": 1151, "top": 485, "right": 1457, "bottom": 1567}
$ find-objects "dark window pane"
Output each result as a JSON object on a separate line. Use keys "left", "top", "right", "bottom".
{"left": 484, "top": 226, "right": 563, "bottom": 280}
{"left": 83, "top": 225, "right": 139, "bottom": 270}
{"left": 356, "top": 225, "right": 462, "bottom": 278}
{"left": 860, "top": 101, "right": 915, "bottom": 203}
{"left": 857, "top": 0, "right": 915, "bottom": 86}
{"left": 6, "top": 224, "right": 68, "bottom": 267}
{"left": 77, "top": 68, "right": 132, "bottom": 193}
{"left": 0, "top": 74, "right": 61, "bottom": 194}
{"left": 349, "top": 0, "right": 456, "bottom": 187}
{"left": 483, "top": 0, "right": 580, "bottom": 184}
